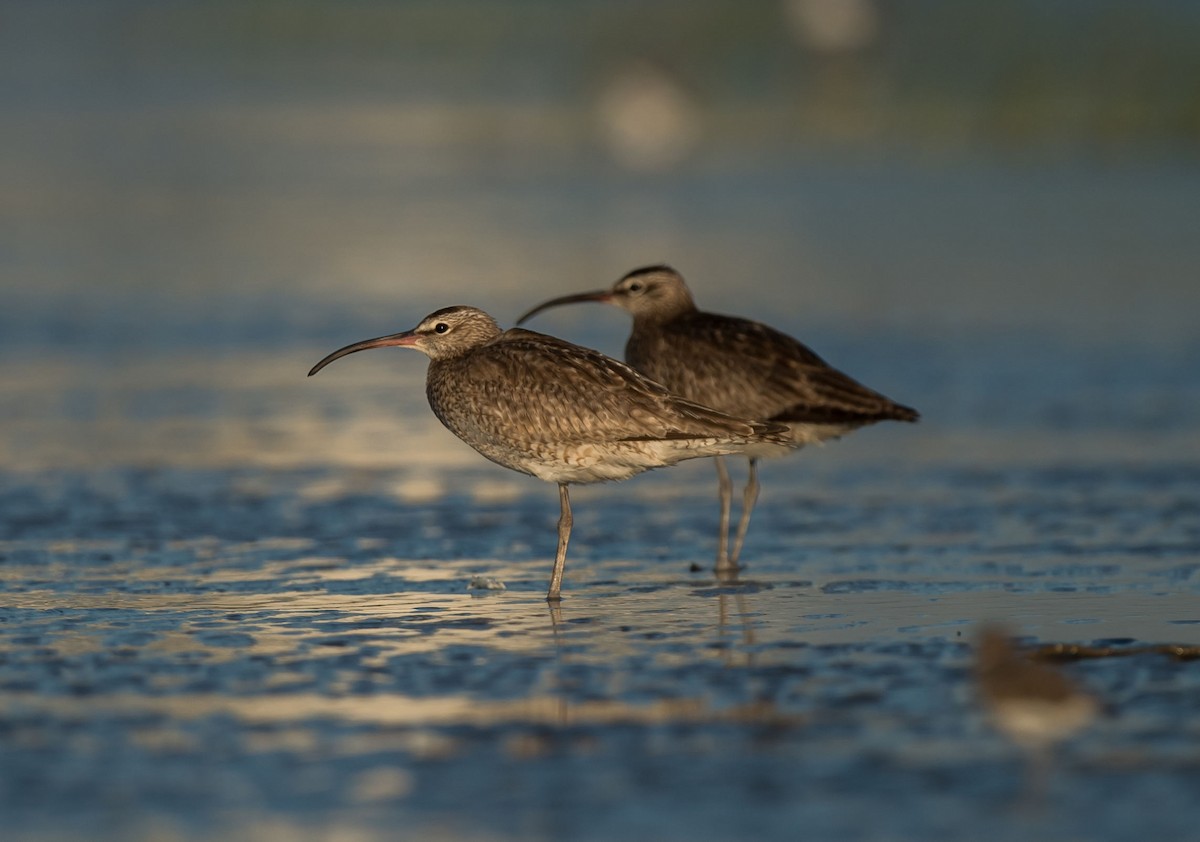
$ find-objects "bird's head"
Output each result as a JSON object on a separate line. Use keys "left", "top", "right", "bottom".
{"left": 308, "top": 306, "right": 501, "bottom": 376}
{"left": 516, "top": 264, "right": 696, "bottom": 326}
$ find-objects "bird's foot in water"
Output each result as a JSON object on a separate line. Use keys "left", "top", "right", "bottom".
{"left": 714, "top": 557, "right": 743, "bottom": 582}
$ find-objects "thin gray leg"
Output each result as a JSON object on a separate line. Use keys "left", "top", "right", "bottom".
{"left": 714, "top": 456, "right": 733, "bottom": 571}
{"left": 547, "top": 483, "right": 572, "bottom": 601}
{"left": 729, "top": 457, "right": 760, "bottom": 567}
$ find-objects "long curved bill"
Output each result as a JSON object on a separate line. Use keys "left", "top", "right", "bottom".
{"left": 308, "top": 331, "right": 419, "bottom": 376}
{"left": 515, "top": 290, "right": 612, "bottom": 326}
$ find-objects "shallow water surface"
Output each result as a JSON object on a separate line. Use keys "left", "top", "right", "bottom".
{"left": 2, "top": 450, "right": 1198, "bottom": 841}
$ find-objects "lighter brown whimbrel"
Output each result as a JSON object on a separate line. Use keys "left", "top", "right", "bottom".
{"left": 308, "top": 305, "right": 791, "bottom": 601}
{"left": 517, "top": 265, "right": 919, "bottom": 571}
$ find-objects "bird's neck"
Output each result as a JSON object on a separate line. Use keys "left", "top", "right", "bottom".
{"left": 632, "top": 299, "right": 697, "bottom": 328}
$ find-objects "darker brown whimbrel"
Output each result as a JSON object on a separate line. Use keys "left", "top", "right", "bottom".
{"left": 308, "top": 305, "right": 791, "bottom": 601}
{"left": 517, "top": 265, "right": 919, "bottom": 571}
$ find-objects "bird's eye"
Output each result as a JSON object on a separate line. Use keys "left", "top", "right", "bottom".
{"left": 628, "top": 282, "right": 643, "bottom": 293}
{"left": 434, "top": 322, "right": 450, "bottom": 334}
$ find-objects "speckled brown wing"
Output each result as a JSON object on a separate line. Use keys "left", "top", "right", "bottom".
{"left": 427, "top": 328, "right": 787, "bottom": 454}
{"left": 627, "top": 312, "right": 919, "bottom": 426}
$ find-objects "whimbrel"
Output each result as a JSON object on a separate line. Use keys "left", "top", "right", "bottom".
{"left": 308, "top": 305, "right": 791, "bottom": 601}
{"left": 517, "top": 265, "right": 918, "bottom": 571}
